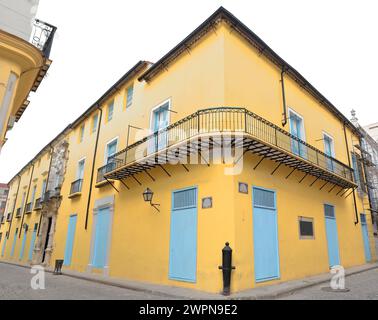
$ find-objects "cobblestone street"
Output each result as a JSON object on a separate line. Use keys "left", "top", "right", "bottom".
{"left": 0, "top": 263, "right": 174, "bottom": 300}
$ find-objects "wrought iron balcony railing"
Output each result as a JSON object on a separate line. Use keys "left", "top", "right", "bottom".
{"left": 25, "top": 203, "right": 32, "bottom": 214}
{"left": 31, "top": 19, "right": 57, "bottom": 59}
{"left": 97, "top": 107, "right": 355, "bottom": 189}
{"left": 34, "top": 198, "right": 42, "bottom": 211}
{"left": 15, "top": 208, "right": 22, "bottom": 218}
{"left": 70, "top": 179, "right": 83, "bottom": 195}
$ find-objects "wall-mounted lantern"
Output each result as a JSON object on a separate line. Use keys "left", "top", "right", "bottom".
{"left": 143, "top": 188, "right": 160, "bottom": 212}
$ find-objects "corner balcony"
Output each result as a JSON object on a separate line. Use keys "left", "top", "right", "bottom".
{"left": 97, "top": 107, "right": 356, "bottom": 190}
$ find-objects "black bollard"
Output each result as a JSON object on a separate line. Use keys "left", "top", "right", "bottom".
{"left": 53, "top": 259, "right": 64, "bottom": 275}
{"left": 218, "top": 242, "right": 235, "bottom": 296}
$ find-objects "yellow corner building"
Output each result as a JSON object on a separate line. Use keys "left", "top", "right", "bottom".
{"left": 0, "top": 7, "right": 375, "bottom": 294}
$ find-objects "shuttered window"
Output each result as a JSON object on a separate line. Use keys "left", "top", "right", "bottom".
{"left": 173, "top": 188, "right": 197, "bottom": 210}
{"left": 253, "top": 188, "right": 275, "bottom": 209}
{"left": 324, "top": 204, "right": 335, "bottom": 218}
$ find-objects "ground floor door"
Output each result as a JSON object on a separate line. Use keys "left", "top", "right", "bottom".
{"left": 324, "top": 204, "right": 340, "bottom": 267}
{"left": 10, "top": 228, "right": 18, "bottom": 257}
{"left": 360, "top": 214, "right": 372, "bottom": 262}
{"left": 1, "top": 235, "right": 7, "bottom": 257}
{"left": 19, "top": 228, "right": 27, "bottom": 260}
{"left": 253, "top": 187, "right": 280, "bottom": 282}
{"left": 92, "top": 207, "right": 111, "bottom": 269}
{"left": 169, "top": 187, "right": 198, "bottom": 282}
{"left": 64, "top": 215, "right": 77, "bottom": 266}
{"left": 42, "top": 217, "right": 52, "bottom": 263}
{"left": 28, "top": 224, "right": 38, "bottom": 261}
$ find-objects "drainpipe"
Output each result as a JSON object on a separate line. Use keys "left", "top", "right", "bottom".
{"left": 37, "top": 146, "right": 54, "bottom": 235}
{"left": 280, "top": 68, "right": 288, "bottom": 127}
{"left": 85, "top": 106, "right": 103, "bottom": 230}
{"left": 343, "top": 123, "right": 359, "bottom": 225}
{"left": 7, "top": 174, "right": 21, "bottom": 239}
{"left": 19, "top": 164, "right": 35, "bottom": 238}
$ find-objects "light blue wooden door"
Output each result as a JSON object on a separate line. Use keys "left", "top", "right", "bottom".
{"left": 10, "top": 229, "right": 18, "bottom": 257}
{"left": 92, "top": 207, "right": 111, "bottom": 269}
{"left": 253, "top": 187, "right": 280, "bottom": 282}
{"left": 19, "top": 229, "right": 27, "bottom": 260}
{"left": 360, "top": 214, "right": 372, "bottom": 262}
{"left": 63, "top": 215, "right": 77, "bottom": 266}
{"left": 324, "top": 204, "right": 340, "bottom": 267}
{"left": 169, "top": 187, "right": 198, "bottom": 282}
{"left": 1, "top": 235, "right": 7, "bottom": 257}
{"left": 28, "top": 224, "right": 38, "bottom": 261}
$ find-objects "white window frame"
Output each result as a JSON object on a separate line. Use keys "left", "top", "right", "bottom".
{"left": 126, "top": 85, "right": 134, "bottom": 108}
{"left": 288, "top": 108, "right": 306, "bottom": 142}
{"left": 104, "top": 137, "right": 119, "bottom": 165}
{"left": 79, "top": 124, "right": 85, "bottom": 143}
{"left": 92, "top": 113, "right": 99, "bottom": 134}
{"left": 76, "top": 157, "right": 86, "bottom": 180}
{"left": 322, "top": 131, "right": 335, "bottom": 158}
{"left": 150, "top": 98, "right": 171, "bottom": 133}
{"left": 107, "top": 100, "right": 114, "bottom": 122}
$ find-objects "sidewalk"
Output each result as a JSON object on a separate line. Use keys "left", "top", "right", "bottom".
{"left": 1, "top": 260, "right": 377, "bottom": 300}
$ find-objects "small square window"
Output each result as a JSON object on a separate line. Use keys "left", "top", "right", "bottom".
{"left": 238, "top": 182, "right": 248, "bottom": 194}
{"left": 299, "top": 217, "right": 314, "bottom": 239}
{"left": 202, "top": 197, "right": 213, "bottom": 209}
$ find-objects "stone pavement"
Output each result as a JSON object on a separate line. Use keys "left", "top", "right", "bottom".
{"left": 1, "top": 260, "right": 377, "bottom": 300}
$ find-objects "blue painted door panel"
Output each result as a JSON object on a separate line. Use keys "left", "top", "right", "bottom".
{"left": 10, "top": 230, "right": 18, "bottom": 257}
{"left": 28, "top": 230, "right": 37, "bottom": 261}
{"left": 169, "top": 188, "right": 197, "bottom": 282}
{"left": 324, "top": 205, "right": 340, "bottom": 267}
{"left": 1, "top": 236, "right": 7, "bottom": 257}
{"left": 92, "top": 207, "right": 111, "bottom": 269}
{"left": 19, "top": 229, "right": 27, "bottom": 260}
{"left": 253, "top": 187, "right": 280, "bottom": 282}
{"left": 63, "top": 215, "right": 77, "bottom": 266}
{"left": 361, "top": 214, "right": 371, "bottom": 262}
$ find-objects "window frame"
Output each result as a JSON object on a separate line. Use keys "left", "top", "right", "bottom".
{"left": 92, "top": 113, "right": 99, "bottom": 134}
{"left": 125, "top": 85, "right": 134, "bottom": 109}
{"left": 104, "top": 137, "right": 119, "bottom": 165}
{"left": 107, "top": 100, "right": 114, "bottom": 122}
{"left": 288, "top": 108, "right": 306, "bottom": 142}
{"left": 76, "top": 158, "right": 86, "bottom": 181}
{"left": 79, "top": 124, "right": 85, "bottom": 143}
{"left": 298, "top": 216, "right": 315, "bottom": 240}
{"left": 322, "top": 132, "right": 335, "bottom": 158}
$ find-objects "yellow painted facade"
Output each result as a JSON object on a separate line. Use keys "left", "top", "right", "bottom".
{"left": 0, "top": 149, "right": 51, "bottom": 263}
{"left": 0, "top": 8, "right": 375, "bottom": 294}
{"left": 0, "top": 28, "right": 53, "bottom": 151}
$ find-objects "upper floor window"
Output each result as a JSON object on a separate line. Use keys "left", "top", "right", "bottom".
{"left": 21, "top": 192, "right": 26, "bottom": 210}
{"left": 77, "top": 159, "right": 86, "bottom": 180}
{"left": 107, "top": 100, "right": 114, "bottom": 122}
{"left": 351, "top": 152, "right": 366, "bottom": 193}
{"left": 105, "top": 138, "right": 118, "bottom": 164}
{"left": 92, "top": 113, "right": 99, "bottom": 134}
{"left": 323, "top": 133, "right": 335, "bottom": 172}
{"left": 288, "top": 109, "right": 306, "bottom": 158}
{"left": 126, "top": 86, "right": 134, "bottom": 109}
{"left": 41, "top": 179, "right": 47, "bottom": 199}
{"left": 30, "top": 185, "right": 37, "bottom": 205}
{"left": 79, "top": 124, "right": 85, "bottom": 143}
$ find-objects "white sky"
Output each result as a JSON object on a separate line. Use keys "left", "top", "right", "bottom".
{"left": 1, "top": 0, "right": 377, "bottom": 182}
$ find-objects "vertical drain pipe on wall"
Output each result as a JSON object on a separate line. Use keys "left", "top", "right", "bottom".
{"left": 280, "top": 68, "right": 288, "bottom": 127}
{"left": 85, "top": 106, "right": 103, "bottom": 230}
{"left": 343, "top": 122, "right": 359, "bottom": 225}
{"left": 7, "top": 174, "right": 21, "bottom": 239}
